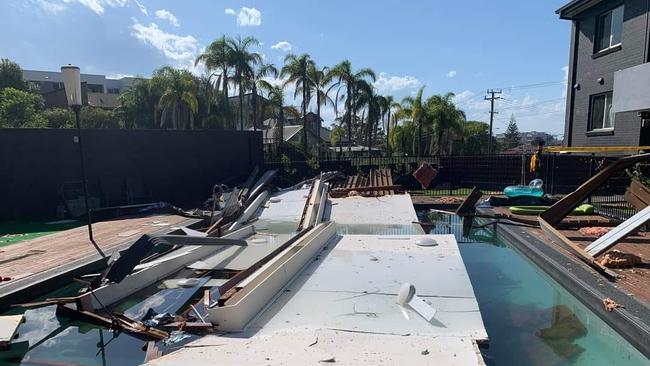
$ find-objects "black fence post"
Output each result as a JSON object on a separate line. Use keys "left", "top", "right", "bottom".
{"left": 449, "top": 155, "right": 454, "bottom": 196}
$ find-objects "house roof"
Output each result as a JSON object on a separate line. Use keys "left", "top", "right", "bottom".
{"left": 253, "top": 123, "right": 303, "bottom": 143}
{"left": 556, "top": 0, "right": 604, "bottom": 19}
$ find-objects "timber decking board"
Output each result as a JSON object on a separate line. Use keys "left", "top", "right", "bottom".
{"left": 561, "top": 227, "right": 650, "bottom": 305}
{"left": 0, "top": 214, "right": 192, "bottom": 280}
{"left": 520, "top": 223, "right": 650, "bottom": 305}
{"left": 489, "top": 206, "right": 619, "bottom": 227}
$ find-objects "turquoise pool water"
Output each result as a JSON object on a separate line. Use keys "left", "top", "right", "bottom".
{"left": 1, "top": 215, "right": 648, "bottom": 365}
{"left": 426, "top": 213, "right": 648, "bottom": 366}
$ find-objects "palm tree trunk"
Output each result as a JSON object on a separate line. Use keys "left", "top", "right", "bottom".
{"left": 252, "top": 86, "right": 258, "bottom": 131}
{"left": 238, "top": 78, "right": 244, "bottom": 131}
{"left": 367, "top": 109, "right": 373, "bottom": 158}
{"left": 316, "top": 91, "right": 321, "bottom": 158}
{"left": 223, "top": 70, "right": 230, "bottom": 128}
{"left": 417, "top": 119, "right": 422, "bottom": 158}
{"left": 346, "top": 93, "right": 352, "bottom": 153}
{"left": 302, "top": 75, "right": 308, "bottom": 153}
{"left": 387, "top": 110, "right": 392, "bottom": 156}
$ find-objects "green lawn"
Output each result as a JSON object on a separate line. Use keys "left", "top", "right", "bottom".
{"left": 0, "top": 220, "right": 81, "bottom": 247}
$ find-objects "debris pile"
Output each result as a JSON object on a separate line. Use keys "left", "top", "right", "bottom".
{"left": 578, "top": 227, "right": 611, "bottom": 237}
{"left": 595, "top": 250, "right": 642, "bottom": 268}
{"left": 330, "top": 168, "right": 399, "bottom": 198}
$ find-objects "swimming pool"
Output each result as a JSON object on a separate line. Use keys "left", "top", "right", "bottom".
{"left": 425, "top": 213, "right": 648, "bottom": 366}
{"left": 1, "top": 214, "right": 648, "bottom": 365}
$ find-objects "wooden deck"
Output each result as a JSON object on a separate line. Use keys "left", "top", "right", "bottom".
{"left": 0, "top": 214, "right": 195, "bottom": 281}
{"left": 556, "top": 227, "right": 650, "bottom": 305}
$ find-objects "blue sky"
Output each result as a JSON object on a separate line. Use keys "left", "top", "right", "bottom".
{"left": 2, "top": 0, "right": 571, "bottom": 135}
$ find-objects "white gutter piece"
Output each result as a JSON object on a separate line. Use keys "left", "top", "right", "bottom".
{"left": 77, "top": 225, "right": 255, "bottom": 311}
{"left": 208, "top": 221, "right": 337, "bottom": 331}
{"left": 316, "top": 182, "right": 329, "bottom": 224}
{"left": 301, "top": 176, "right": 323, "bottom": 229}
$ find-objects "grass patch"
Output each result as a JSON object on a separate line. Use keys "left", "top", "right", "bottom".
{"left": 0, "top": 220, "right": 81, "bottom": 247}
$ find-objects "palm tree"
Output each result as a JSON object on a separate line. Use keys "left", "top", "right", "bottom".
{"left": 325, "top": 61, "right": 376, "bottom": 152}
{"left": 227, "top": 35, "right": 262, "bottom": 130}
{"left": 381, "top": 95, "right": 398, "bottom": 155}
{"left": 281, "top": 53, "right": 314, "bottom": 153}
{"left": 246, "top": 63, "right": 278, "bottom": 131}
{"left": 425, "top": 93, "right": 465, "bottom": 155}
{"left": 195, "top": 35, "right": 233, "bottom": 126}
{"left": 153, "top": 66, "right": 199, "bottom": 129}
{"left": 308, "top": 64, "right": 332, "bottom": 156}
{"left": 398, "top": 86, "right": 425, "bottom": 157}
{"left": 116, "top": 78, "right": 159, "bottom": 129}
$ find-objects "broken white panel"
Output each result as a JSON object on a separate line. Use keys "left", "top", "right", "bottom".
{"left": 246, "top": 235, "right": 487, "bottom": 340}
{"left": 187, "top": 233, "right": 294, "bottom": 271}
{"left": 0, "top": 315, "right": 24, "bottom": 347}
{"left": 208, "top": 222, "right": 337, "bottom": 331}
{"left": 179, "top": 227, "right": 207, "bottom": 237}
{"left": 329, "top": 194, "right": 420, "bottom": 225}
{"left": 585, "top": 205, "right": 650, "bottom": 256}
{"left": 145, "top": 328, "right": 485, "bottom": 366}
{"left": 78, "top": 225, "right": 254, "bottom": 311}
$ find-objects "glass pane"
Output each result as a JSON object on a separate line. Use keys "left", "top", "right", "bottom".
{"left": 611, "top": 6, "right": 624, "bottom": 45}
{"left": 597, "top": 12, "right": 613, "bottom": 50}
{"left": 590, "top": 95, "right": 606, "bottom": 130}
{"left": 604, "top": 92, "right": 614, "bottom": 128}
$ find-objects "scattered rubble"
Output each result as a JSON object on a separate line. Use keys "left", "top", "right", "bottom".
{"left": 596, "top": 250, "right": 642, "bottom": 268}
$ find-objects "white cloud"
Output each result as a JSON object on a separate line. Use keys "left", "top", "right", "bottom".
{"left": 131, "top": 20, "right": 199, "bottom": 67}
{"left": 61, "top": 0, "right": 128, "bottom": 15}
{"left": 34, "top": 0, "right": 66, "bottom": 14}
{"left": 155, "top": 9, "right": 180, "bottom": 27}
{"left": 271, "top": 41, "right": 292, "bottom": 52}
{"left": 134, "top": 0, "right": 147, "bottom": 15}
{"left": 447, "top": 70, "right": 457, "bottom": 78}
{"left": 224, "top": 8, "right": 235, "bottom": 15}
{"left": 373, "top": 72, "right": 421, "bottom": 94}
{"left": 237, "top": 7, "right": 261, "bottom": 26}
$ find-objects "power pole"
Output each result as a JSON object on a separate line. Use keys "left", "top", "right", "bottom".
{"left": 485, "top": 89, "right": 502, "bottom": 154}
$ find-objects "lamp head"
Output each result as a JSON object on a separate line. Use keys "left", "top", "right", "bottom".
{"left": 61, "top": 65, "right": 82, "bottom": 107}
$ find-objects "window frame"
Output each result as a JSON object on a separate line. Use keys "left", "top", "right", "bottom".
{"left": 588, "top": 91, "right": 614, "bottom": 132}
{"left": 594, "top": 4, "right": 624, "bottom": 54}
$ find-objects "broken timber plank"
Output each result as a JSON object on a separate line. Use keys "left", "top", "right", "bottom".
{"left": 538, "top": 217, "right": 619, "bottom": 279}
{"left": 0, "top": 315, "right": 24, "bottom": 349}
{"left": 540, "top": 153, "right": 650, "bottom": 226}
{"left": 455, "top": 187, "right": 483, "bottom": 217}
{"left": 585, "top": 205, "right": 650, "bottom": 257}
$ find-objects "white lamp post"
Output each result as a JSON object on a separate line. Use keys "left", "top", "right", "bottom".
{"left": 62, "top": 65, "right": 93, "bottom": 242}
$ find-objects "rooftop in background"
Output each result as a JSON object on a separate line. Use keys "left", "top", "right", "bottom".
{"left": 23, "top": 69, "right": 141, "bottom": 95}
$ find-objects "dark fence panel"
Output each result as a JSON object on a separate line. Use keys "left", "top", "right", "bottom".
{"left": 0, "top": 128, "right": 263, "bottom": 219}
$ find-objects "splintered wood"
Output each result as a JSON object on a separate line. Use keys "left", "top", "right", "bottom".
{"left": 330, "top": 169, "right": 398, "bottom": 198}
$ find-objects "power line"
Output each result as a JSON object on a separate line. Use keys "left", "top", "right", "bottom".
{"left": 498, "top": 97, "right": 566, "bottom": 111}
{"left": 497, "top": 81, "right": 565, "bottom": 90}
{"left": 485, "top": 89, "right": 502, "bottom": 154}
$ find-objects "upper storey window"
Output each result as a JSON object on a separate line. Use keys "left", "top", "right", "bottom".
{"left": 596, "top": 5, "right": 624, "bottom": 53}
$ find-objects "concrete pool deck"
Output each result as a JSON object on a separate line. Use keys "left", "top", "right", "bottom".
{"left": 148, "top": 194, "right": 488, "bottom": 365}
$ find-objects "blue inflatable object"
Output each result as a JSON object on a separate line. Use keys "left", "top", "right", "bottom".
{"left": 504, "top": 179, "right": 544, "bottom": 198}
